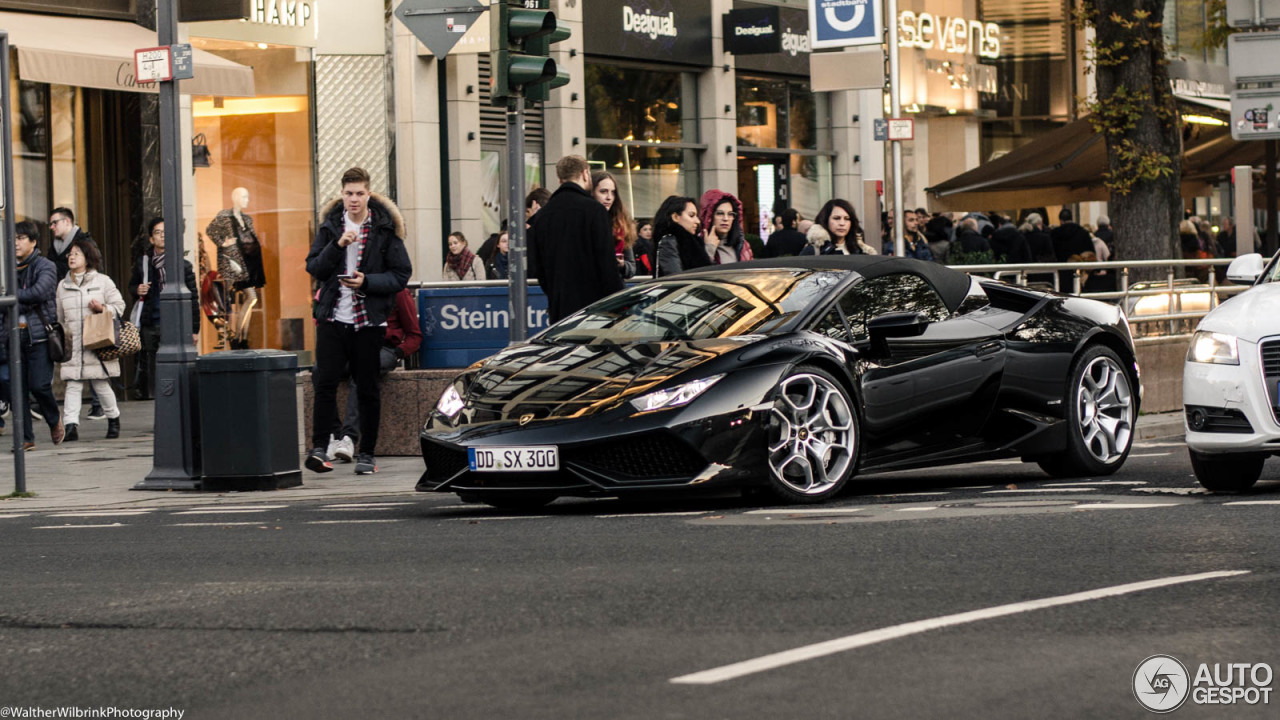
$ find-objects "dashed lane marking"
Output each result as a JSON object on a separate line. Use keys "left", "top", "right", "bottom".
{"left": 172, "top": 505, "right": 290, "bottom": 515}
{"left": 0, "top": 514, "right": 32, "bottom": 519}
{"left": 669, "top": 570, "right": 1250, "bottom": 685}
{"left": 743, "top": 508, "right": 864, "bottom": 515}
{"left": 1075, "top": 503, "right": 1175, "bottom": 510}
{"left": 875, "top": 492, "right": 950, "bottom": 497}
{"left": 1223, "top": 500, "right": 1280, "bottom": 506}
{"left": 894, "top": 507, "right": 940, "bottom": 512}
{"left": 1043, "top": 481, "right": 1148, "bottom": 487}
{"left": 596, "top": 511, "right": 708, "bottom": 518}
{"left": 48, "top": 510, "right": 155, "bottom": 518}
{"left": 306, "top": 519, "right": 407, "bottom": 525}
{"left": 320, "top": 502, "right": 416, "bottom": 509}
{"left": 983, "top": 488, "right": 1096, "bottom": 494}
{"left": 33, "top": 523, "right": 127, "bottom": 530}
{"left": 170, "top": 522, "right": 275, "bottom": 527}
{"left": 1128, "top": 452, "right": 1172, "bottom": 458}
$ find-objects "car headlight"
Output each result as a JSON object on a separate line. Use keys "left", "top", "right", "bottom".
{"left": 436, "top": 385, "right": 465, "bottom": 418}
{"left": 1187, "top": 331, "right": 1239, "bottom": 365}
{"left": 630, "top": 374, "right": 725, "bottom": 412}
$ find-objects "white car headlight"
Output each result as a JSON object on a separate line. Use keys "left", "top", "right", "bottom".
{"left": 1187, "top": 331, "right": 1239, "bottom": 365}
{"left": 630, "top": 374, "right": 725, "bottom": 412}
{"left": 436, "top": 385, "right": 466, "bottom": 418}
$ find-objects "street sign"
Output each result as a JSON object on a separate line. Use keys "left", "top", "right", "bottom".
{"left": 808, "top": 0, "right": 881, "bottom": 50}
{"left": 873, "top": 118, "right": 887, "bottom": 141}
{"left": 134, "top": 46, "right": 173, "bottom": 83}
{"left": 395, "top": 0, "right": 486, "bottom": 58}
{"left": 1231, "top": 89, "right": 1280, "bottom": 140}
{"left": 170, "top": 43, "right": 194, "bottom": 81}
{"left": 1228, "top": 31, "right": 1280, "bottom": 83}
{"left": 887, "top": 117, "right": 914, "bottom": 141}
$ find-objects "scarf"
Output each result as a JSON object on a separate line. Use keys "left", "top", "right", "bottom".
{"left": 447, "top": 247, "right": 477, "bottom": 279}
{"left": 152, "top": 251, "right": 168, "bottom": 289}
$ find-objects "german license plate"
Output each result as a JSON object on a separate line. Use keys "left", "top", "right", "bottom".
{"left": 468, "top": 446, "right": 560, "bottom": 472}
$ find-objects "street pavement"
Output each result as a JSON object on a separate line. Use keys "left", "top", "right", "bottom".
{"left": 2, "top": 406, "right": 1278, "bottom": 718}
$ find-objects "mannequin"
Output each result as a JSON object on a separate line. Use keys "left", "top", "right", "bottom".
{"left": 206, "top": 187, "right": 266, "bottom": 347}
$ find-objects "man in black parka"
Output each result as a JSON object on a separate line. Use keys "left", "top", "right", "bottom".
{"left": 528, "top": 155, "right": 623, "bottom": 323}
{"left": 304, "top": 167, "right": 412, "bottom": 476}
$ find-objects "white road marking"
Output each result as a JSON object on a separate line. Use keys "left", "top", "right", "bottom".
{"left": 1223, "top": 500, "right": 1280, "bottom": 506}
{"left": 876, "top": 492, "right": 950, "bottom": 497}
{"left": 48, "top": 510, "right": 155, "bottom": 518}
{"left": 1043, "top": 481, "right": 1148, "bottom": 487}
{"left": 743, "top": 508, "right": 864, "bottom": 515}
{"left": 306, "top": 519, "right": 406, "bottom": 525}
{"left": 1133, "top": 441, "right": 1186, "bottom": 448}
{"left": 951, "top": 485, "right": 995, "bottom": 490}
{"left": 983, "top": 488, "right": 1096, "bottom": 494}
{"left": 669, "top": 570, "right": 1250, "bottom": 685}
{"left": 435, "top": 504, "right": 481, "bottom": 510}
{"left": 1128, "top": 452, "right": 1172, "bottom": 458}
{"left": 974, "top": 459, "right": 1024, "bottom": 466}
{"left": 0, "top": 513, "right": 32, "bottom": 519}
{"left": 33, "top": 523, "right": 127, "bottom": 530}
{"left": 321, "top": 502, "right": 415, "bottom": 509}
{"left": 172, "top": 505, "right": 289, "bottom": 515}
{"left": 1133, "top": 487, "right": 1209, "bottom": 496}
{"left": 1074, "top": 503, "right": 1175, "bottom": 510}
{"left": 894, "top": 507, "right": 940, "bottom": 512}
{"left": 316, "top": 507, "right": 400, "bottom": 512}
{"left": 596, "top": 511, "right": 708, "bottom": 518}
{"left": 450, "top": 515, "right": 552, "bottom": 521}
{"left": 170, "top": 522, "right": 274, "bottom": 527}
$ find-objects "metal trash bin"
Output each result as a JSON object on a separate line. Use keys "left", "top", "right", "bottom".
{"left": 197, "top": 349, "right": 302, "bottom": 491}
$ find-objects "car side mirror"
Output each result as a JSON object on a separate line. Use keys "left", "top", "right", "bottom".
{"left": 1226, "top": 253, "right": 1265, "bottom": 285}
{"left": 866, "top": 312, "right": 928, "bottom": 356}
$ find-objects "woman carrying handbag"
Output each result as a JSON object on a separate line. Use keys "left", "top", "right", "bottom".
{"left": 56, "top": 239, "right": 126, "bottom": 441}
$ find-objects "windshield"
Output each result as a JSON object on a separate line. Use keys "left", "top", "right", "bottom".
{"left": 1262, "top": 251, "right": 1280, "bottom": 284}
{"left": 539, "top": 270, "right": 849, "bottom": 344}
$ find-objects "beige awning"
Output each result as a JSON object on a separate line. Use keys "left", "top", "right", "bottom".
{"left": 0, "top": 11, "right": 255, "bottom": 97}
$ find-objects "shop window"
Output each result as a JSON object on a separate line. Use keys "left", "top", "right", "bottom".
{"left": 585, "top": 144, "right": 696, "bottom": 222}
{"left": 481, "top": 148, "right": 543, "bottom": 238}
{"left": 737, "top": 77, "right": 787, "bottom": 149}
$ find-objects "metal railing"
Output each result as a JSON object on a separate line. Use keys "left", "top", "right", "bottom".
{"left": 411, "top": 258, "right": 1245, "bottom": 337}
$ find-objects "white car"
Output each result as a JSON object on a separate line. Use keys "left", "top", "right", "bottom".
{"left": 1184, "top": 252, "right": 1280, "bottom": 490}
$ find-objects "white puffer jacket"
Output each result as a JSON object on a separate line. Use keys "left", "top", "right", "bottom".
{"left": 57, "top": 270, "right": 126, "bottom": 380}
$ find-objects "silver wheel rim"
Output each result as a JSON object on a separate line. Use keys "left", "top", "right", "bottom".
{"left": 767, "top": 373, "right": 855, "bottom": 495}
{"left": 1076, "top": 356, "right": 1134, "bottom": 464}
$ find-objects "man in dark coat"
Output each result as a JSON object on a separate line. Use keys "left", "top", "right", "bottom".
{"left": 989, "top": 216, "right": 1031, "bottom": 264}
{"left": 954, "top": 218, "right": 991, "bottom": 255}
{"left": 762, "top": 208, "right": 807, "bottom": 257}
{"left": 528, "top": 155, "right": 622, "bottom": 323}
{"left": 47, "top": 207, "right": 98, "bottom": 281}
{"left": 1050, "top": 208, "right": 1095, "bottom": 293}
{"left": 304, "top": 167, "right": 412, "bottom": 476}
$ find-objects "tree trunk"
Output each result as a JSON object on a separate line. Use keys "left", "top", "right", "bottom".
{"left": 1093, "top": 0, "right": 1182, "bottom": 280}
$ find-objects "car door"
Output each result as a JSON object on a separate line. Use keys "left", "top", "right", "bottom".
{"left": 830, "top": 273, "right": 1007, "bottom": 455}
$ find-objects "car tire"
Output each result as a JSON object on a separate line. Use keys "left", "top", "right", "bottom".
{"left": 459, "top": 492, "right": 558, "bottom": 510}
{"left": 1036, "top": 345, "right": 1136, "bottom": 478}
{"left": 763, "top": 365, "right": 859, "bottom": 504}
{"left": 1189, "top": 450, "right": 1264, "bottom": 491}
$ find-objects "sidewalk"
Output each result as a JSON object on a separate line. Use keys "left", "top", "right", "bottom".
{"left": 2, "top": 401, "right": 425, "bottom": 512}
{"left": 2, "top": 402, "right": 1187, "bottom": 513}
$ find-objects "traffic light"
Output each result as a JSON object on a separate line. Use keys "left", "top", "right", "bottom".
{"left": 490, "top": 0, "right": 571, "bottom": 104}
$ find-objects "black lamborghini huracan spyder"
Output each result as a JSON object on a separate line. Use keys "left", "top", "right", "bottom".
{"left": 419, "top": 256, "right": 1141, "bottom": 507}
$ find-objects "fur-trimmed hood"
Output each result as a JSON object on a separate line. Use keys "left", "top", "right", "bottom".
{"left": 319, "top": 192, "right": 406, "bottom": 240}
{"left": 806, "top": 222, "right": 831, "bottom": 248}
{"left": 698, "top": 189, "right": 745, "bottom": 247}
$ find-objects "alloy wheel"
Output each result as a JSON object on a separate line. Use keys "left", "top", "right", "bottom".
{"left": 1075, "top": 355, "right": 1134, "bottom": 464}
{"left": 767, "top": 373, "right": 855, "bottom": 496}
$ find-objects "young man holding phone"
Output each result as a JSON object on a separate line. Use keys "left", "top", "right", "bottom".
{"left": 304, "top": 167, "right": 412, "bottom": 475}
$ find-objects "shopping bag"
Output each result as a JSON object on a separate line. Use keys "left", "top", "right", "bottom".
{"left": 82, "top": 311, "right": 118, "bottom": 350}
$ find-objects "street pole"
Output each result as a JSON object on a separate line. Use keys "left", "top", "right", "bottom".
{"left": 137, "top": 0, "right": 201, "bottom": 490}
{"left": 1, "top": 31, "right": 26, "bottom": 491}
{"left": 507, "top": 95, "right": 528, "bottom": 343}
{"left": 887, "top": 0, "right": 904, "bottom": 258}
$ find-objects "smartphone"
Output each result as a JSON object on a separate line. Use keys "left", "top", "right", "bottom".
{"left": 337, "top": 273, "right": 355, "bottom": 280}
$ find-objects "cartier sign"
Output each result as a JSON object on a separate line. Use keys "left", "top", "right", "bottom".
{"left": 899, "top": 11, "right": 1000, "bottom": 59}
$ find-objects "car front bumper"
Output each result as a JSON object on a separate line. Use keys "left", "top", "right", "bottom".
{"left": 1183, "top": 336, "right": 1280, "bottom": 454}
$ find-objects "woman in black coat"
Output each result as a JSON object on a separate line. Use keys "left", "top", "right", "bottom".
{"left": 654, "top": 196, "right": 710, "bottom": 277}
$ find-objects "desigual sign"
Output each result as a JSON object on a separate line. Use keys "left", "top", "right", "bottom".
{"left": 583, "top": 0, "right": 712, "bottom": 65}
{"left": 624, "top": 6, "right": 679, "bottom": 40}
{"left": 899, "top": 11, "right": 1000, "bottom": 59}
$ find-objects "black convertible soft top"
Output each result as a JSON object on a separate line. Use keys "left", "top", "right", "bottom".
{"left": 680, "top": 255, "right": 975, "bottom": 313}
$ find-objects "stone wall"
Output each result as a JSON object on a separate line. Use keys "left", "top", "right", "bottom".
{"left": 1134, "top": 336, "right": 1190, "bottom": 414}
{"left": 299, "top": 369, "right": 457, "bottom": 456}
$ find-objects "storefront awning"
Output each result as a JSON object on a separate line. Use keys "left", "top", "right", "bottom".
{"left": 0, "top": 11, "right": 255, "bottom": 97}
{"left": 926, "top": 115, "right": 1258, "bottom": 212}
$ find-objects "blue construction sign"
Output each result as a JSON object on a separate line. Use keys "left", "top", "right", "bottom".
{"left": 808, "top": 0, "right": 882, "bottom": 50}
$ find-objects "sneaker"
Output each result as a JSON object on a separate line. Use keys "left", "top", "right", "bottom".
{"left": 64, "top": 423, "right": 79, "bottom": 442}
{"left": 0, "top": 398, "right": 9, "bottom": 417}
{"left": 87, "top": 406, "right": 106, "bottom": 421}
{"left": 304, "top": 447, "right": 334, "bottom": 473}
{"left": 354, "top": 453, "right": 378, "bottom": 475}
{"left": 330, "top": 435, "right": 355, "bottom": 463}
{"left": 51, "top": 421, "right": 65, "bottom": 445}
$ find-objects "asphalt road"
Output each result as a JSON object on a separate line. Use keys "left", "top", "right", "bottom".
{"left": 2, "top": 437, "right": 1278, "bottom": 719}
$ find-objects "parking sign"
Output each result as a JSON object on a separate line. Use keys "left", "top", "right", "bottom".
{"left": 809, "top": 0, "right": 882, "bottom": 49}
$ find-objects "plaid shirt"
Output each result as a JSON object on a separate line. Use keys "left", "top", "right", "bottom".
{"left": 348, "top": 212, "right": 373, "bottom": 329}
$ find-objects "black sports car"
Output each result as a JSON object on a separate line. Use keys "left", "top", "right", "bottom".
{"left": 419, "top": 256, "right": 1141, "bottom": 507}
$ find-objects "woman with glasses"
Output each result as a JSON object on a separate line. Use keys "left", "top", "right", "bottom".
{"left": 698, "top": 189, "right": 753, "bottom": 265}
